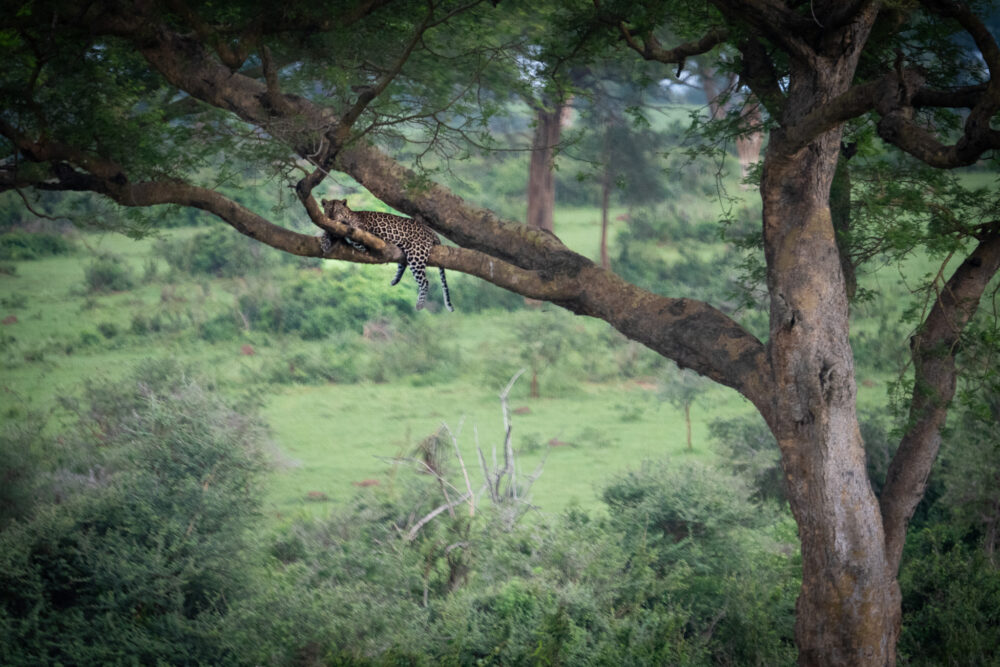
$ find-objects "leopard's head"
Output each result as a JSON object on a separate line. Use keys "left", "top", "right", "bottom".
{"left": 321, "top": 198, "right": 350, "bottom": 221}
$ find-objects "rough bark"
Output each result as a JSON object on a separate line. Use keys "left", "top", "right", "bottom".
{"left": 752, "top": 5, "right": 899, "bottom": 664}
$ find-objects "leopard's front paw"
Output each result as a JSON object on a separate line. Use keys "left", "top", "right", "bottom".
{"left": 318, "top": 231, "right": 333, "bottom": 255}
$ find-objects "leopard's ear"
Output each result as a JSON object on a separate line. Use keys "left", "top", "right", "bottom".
{"left": 320, "top": 198, "right": 330, "bottom": 208}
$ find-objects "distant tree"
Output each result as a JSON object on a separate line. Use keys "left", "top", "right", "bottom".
{"left": 660, "top": 367, "right": 708, "bottom": 451}
{"left": 525, "top": 92, "right": 568, "bottom": 234}
{"left": 2, "top": 2, "right": 999, "bottom": 664}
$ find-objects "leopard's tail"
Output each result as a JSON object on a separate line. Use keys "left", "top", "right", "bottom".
{"left": 439, "top": 268, "right": 454, "bottom": 312}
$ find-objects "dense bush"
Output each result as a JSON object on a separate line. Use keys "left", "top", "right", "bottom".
{"left": 238, "top": 266, "right": 415, "bottom": 337}
{"left": 445, "top": 272, "right": 525, "bottom": 312}
{"left": 898, "top": 525, "right": 1000, "bottom": 666}
{"left": 0, "top": 230, "right": 74, "bottom": 260}
{"left": 223, "top": 459, "right": 798, "bottom": 666}
{"left": 614, "top": 220, "right": 744, "bottom": 309}
{"left": 0, "top": 412, "right": 47, "bottom": 528}
{"left": 710, "top": 414, "right": 785, "bottom": 502}
{"left": 0, "top": 361, "right": 269, "bottom": 666}
{"left": 260, "top": 336, "right": 366, "bottom": 385}
{"left": 157, "top": 225, "right": 287, "bottom": 277}
{"left": 83, "top": 252, "right": 136, "bottom": 292}
{"left": 367, "top": 317, "right": 461, "bottom": 384}
{"left": 619, "top": 204, "right": 719, "bottom": 245}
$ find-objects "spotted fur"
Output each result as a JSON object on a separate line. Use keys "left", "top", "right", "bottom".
{"left": 319, "top": 198, "right": 454, "bottom": 312}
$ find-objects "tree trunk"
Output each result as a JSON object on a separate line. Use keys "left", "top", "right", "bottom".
{"left": 599, "top": 152, "right": 612, "bottom": 270}
{"left": 736, "top": 98, "right": 763, "bottom": 187}
{"left": 684, "top": 402, "right": 692, "bottom": 451}
{"left": 698, "top": 62, "right": 726, "bottom": 120}
{"left": 761, "top": 37, "right": 899, "bottom": 664}
{"left": 526, "top": 101, "right": 565, "bottom": 233}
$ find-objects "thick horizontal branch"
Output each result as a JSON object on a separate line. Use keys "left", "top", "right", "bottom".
{"left": 880, "top": 229, "right": 1000, "bottom": 574}
{"left": 912, "top": 83, "right": 989, "bottom": 109}
{"left": 877, "top": 111, "right": 1000, "bottom": 168}
{"left": 333, "top": 141, "right": 587, "bottom": 273}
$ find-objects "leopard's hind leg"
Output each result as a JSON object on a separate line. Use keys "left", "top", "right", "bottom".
{"left": 406, "top": 249, "right": 431, "bottom": 310}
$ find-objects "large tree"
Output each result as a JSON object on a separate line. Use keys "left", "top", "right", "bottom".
{"left": 2, "top": 1, "right": 999, "bottom": 664}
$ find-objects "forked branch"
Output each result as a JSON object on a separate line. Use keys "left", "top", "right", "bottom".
{"left": 881, "top": 229, "right": 1000, "bottom": 573}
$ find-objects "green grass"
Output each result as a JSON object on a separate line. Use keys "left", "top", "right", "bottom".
{"left": 261, "top": 377, "right": 750, "bottom": 521}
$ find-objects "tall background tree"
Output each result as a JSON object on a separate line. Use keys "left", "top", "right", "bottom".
{"left": 1, "top": 1, "right": 998, "bottom": 664}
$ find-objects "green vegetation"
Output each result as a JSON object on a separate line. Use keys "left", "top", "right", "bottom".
{"left": 2, "top": 158, "right": 997, "bottom": 661}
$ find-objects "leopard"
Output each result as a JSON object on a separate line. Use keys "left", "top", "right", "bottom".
{"left": 319, "top": 198, "right": 454, "bottom": 312}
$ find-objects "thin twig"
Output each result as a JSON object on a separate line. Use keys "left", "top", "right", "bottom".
{"left": 406, "top": 492, "right": 472, "bottom": 541}
{"left": 443, "top": 419, "right": 476, "bottom": 517}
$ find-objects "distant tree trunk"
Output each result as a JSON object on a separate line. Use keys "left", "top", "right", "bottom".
{"left": 599, "top": 172, "right": 611, "bottom": 270}
{"left": 736, "top": 98, "right": 763, "bottom": 187}
{"left": 698, "top": 62, "right": 726, "bottom": 120}
{"left": 684, "top": 402, "right": 692, "bottom": 451}
{"left": 699, "top": 63, "right": 763, "bottom": 188}
{"left": 526, "top": 100, "right": 565, "bottom": 233}
{"left": 599, "top": 123, "right": 613, "bottom": 270}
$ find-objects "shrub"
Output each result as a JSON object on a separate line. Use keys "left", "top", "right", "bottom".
{"left": 367, "top": 318, "right": 461, "bottom": 384}
{"left": 198, "top": 312, "right": 242, "bottom": 342}
{"left": 0, "top": 361, "right": 269, "bottom": 666}
{"left": 0, "top": 412, "right": 47, "bottom": 527}
{"left": 262, "top": 340, "right": 365, "bottom": 385}
{"left": 96, "top": 321, "right": 119, "bottom": 339}
{"left": 601, "top": 461, "right": 798, "bottom": 664}
{"left": 446, "top": 273, "right": 525, "bottom": 312}
{"left": 0, "top": 292, "right": 28, "bottom": 309}
{"left": 898, "top": 524, "right": 1000, "bottom": 666}
{"left": 0, "top": 230, "right": 74, "bottom": 260}
{"left": 236, "top": 266, "right": 414, "bottom": 337}
{"left": 83, "top": 252, "right": 136, "bottom": 293}
{"left": 157, "top": 225, "right": 294, "bottom": 277}
{"left": 710, "top": 413, "right": 785, "bottom": 502}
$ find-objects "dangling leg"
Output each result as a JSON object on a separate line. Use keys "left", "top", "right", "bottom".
{"left": 409, "top": 260, "right": 430, "bottom": 310}
{"left": 390, "top": 262, "right": 406, "bottom": 286}
{"left": 439, "top": 268, "right": 454, "bottom": 312}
